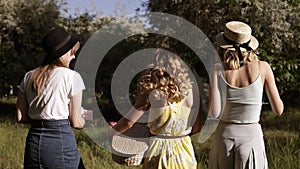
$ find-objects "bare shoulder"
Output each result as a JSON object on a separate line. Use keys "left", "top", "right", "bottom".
{"left": 259, "top": 60, "right": 275, "bottom": 85}
{"left": 259, "top": 61, "right": 272, "bottom": 74}
{"left": 259, "top": 60, "right": 271, "bottom": 68}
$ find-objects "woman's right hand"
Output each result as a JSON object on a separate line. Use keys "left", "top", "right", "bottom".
{"left": 81, "top": 108, "right": 93, "bottom": 121}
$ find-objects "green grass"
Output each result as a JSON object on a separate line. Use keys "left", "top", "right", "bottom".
{"left": 264, "top": 130, "right": 300, "bottom": 169}
{"left": 1, "top": 97, "right": 299, "bottom": 169}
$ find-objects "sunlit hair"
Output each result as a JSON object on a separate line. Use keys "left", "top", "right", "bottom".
{"left": 137, "top": 49, "right": 192, "bottom": 103}
{"left": 31, "top": 42, "right": 80, "bottom": 96}
{"left": 218, "top": 48, "right": 259, "bottom": 70}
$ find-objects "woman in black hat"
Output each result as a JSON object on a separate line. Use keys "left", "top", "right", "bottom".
{"left": 16, "top": 28, "right": 86, "bottom": 168}
{"left": 208, "top": 21, "right": 284, "bottom": 169}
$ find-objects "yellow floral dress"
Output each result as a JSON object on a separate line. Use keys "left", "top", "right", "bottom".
{"left": 143, "top": 100, "right": 197, "bottom": 169}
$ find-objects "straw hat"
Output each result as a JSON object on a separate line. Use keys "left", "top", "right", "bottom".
{"left": 42, "top": 27, "right": 79, "bottom": 65}
{"left": 216, "top": 21, "right": 259, "bottom": 51}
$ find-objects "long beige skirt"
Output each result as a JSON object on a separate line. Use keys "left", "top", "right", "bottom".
{"left": 208, "top": 122, "right": 268, "bottom": 169}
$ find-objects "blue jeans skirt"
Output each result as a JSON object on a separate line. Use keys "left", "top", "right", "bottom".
{"left": 24, "top": 119, "right": 82, "bottom": 169}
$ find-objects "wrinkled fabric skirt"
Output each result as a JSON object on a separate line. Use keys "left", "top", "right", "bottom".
{"left": 24, "top": 119, "right": 82, "bottom": 169}
{"left": 208, "top": 122, "right": 268, "bottom": 169}
{"left": 143, "top": 136, "right": 197, "bottom": 169}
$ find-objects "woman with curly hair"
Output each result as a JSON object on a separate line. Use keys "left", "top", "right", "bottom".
{"left": 110, "top": 49, "right": 202, "bottom": 169}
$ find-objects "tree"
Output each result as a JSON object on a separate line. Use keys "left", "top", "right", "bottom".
{"left": 144, "top": 0, "right": 300, "bottom": 105}
{"left": 0, "top": 0, "right": 148, "bottom": 121}
{"left": 0, "top": 0, "right": 115, "bottom": 97}
{"left": 0, "top": 0, "right": 64, "bottom": 96}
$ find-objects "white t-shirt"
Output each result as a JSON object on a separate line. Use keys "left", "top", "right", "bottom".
{"left": 19, "top": 67, "right": 85, "bottom": 120}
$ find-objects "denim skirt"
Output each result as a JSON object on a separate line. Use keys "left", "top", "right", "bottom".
{"left": 24, "top": 119, "right": 83, "bottom": 169}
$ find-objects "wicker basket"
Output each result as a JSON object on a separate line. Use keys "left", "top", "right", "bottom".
{"left": 111, "top": 123, "right": 149, "bottom": 166}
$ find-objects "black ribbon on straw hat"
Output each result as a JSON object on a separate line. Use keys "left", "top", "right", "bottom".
{"left": 216, "top": 21, "right": 259, "bottom": 67}
{"left": 223, "top": 35, "right": 253, "bottom": 67}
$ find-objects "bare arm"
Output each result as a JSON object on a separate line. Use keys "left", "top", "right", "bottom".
{"left": 112, "top": 92, "right": 149, "bottom": 135}
{"left": 69, "top": 91, "right": 85, "bottom": 129}
{"left": 207, "top": 63, "right": 222, "bottom": 118}
{"left": 180, "top": 87, "right": 202, "bottom": 135}
{"left": 261, "top": 61, "right": 284, "bottom": 116}
{"left": 16, "top": 90, "right": 31, "bottom": 123}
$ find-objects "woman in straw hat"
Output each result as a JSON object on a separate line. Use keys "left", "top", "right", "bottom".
{"left": 16, "top": 28, "right": 87, "bottom": 168}
{"left": 110, "top": 49, "right": 202, "bottom": 169}
{"left": 208, "top": 21, "right": 284, "bottom": 169}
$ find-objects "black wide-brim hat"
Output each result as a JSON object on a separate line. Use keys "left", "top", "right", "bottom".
{"left": 42, "top": 27, "right": 79, "bottom": 65}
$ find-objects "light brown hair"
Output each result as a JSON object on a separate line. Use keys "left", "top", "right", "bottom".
{"left": 219, "top": 48, "right": 259, "bottom": 70}
{"left": 31, "top": 42, "right": 80, "bottom": 96}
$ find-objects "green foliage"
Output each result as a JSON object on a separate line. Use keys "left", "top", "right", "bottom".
{"left": 146, "top": 0, "right": 300, "bottom": 105}
{"left": 1, "top": 0, "right": 298, "bottom": 105}
{"left": 0, "top": 0, "right": 64, "bottom": 96}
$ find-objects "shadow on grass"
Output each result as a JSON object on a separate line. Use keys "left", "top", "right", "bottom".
{"left": 0, "top": 97, "right": 17, "bottom": 123}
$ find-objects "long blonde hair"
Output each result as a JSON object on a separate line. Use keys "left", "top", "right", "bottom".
{"left": 31, "top": 42, "right": 80, "bottom": 96}
{"left": 138, "top": 50, "right": 192, "bottom": 103}
{"left": 219, "top": 48, "right": 259, "bottom": 70}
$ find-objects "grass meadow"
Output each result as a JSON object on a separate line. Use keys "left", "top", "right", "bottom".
{"left": 0, "top": 97, "right": 299, "bottom": 169}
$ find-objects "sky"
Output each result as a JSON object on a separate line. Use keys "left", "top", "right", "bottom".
{"left": 64, "top": 0, "right": 147, "bottom": 17}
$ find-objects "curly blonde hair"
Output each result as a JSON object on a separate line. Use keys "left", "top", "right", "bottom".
{"left": 137, "top": 50, "right": 192, "bottom": 103}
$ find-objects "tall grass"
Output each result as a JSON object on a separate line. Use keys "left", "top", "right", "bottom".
{"left": 0, "top": 122, "right": 28, "bottom": 169}
{"left": 1, "top": 98, "right": 299, "bottom": 169}
{"left": 265, "top": 130, "right": 300, "bottom": 169}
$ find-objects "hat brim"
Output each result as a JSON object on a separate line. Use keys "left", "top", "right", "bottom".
{"left": 216, "top": 32, "right": 259, "bottom": 51}
{"left": 42, "top": 36, "right": 78, "bottom": 65}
